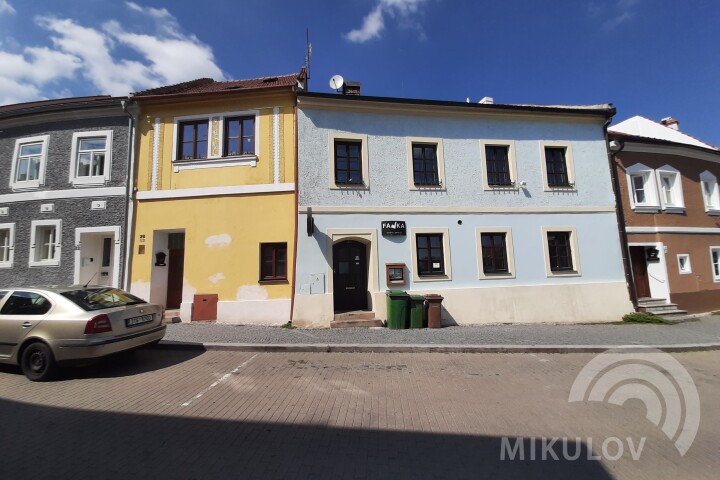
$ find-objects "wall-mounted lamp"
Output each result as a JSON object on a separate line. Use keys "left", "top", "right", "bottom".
{"left": 519, "top": 180, "right": 527, "bottom": 187}
{"left": 155, "top": 251, "right": 167, "bottom": 266}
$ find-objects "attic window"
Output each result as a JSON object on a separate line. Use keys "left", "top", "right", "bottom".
{"left": 262, "top": 77, "right": 278, "bottom": 83}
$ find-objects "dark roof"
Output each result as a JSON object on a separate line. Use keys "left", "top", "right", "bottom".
{"left": 0, "top": 95, "right": 123, "bottom": 118}
{"left": 133, "top": 73, "right": 303, "bottom": 99}
{"left": 297, "top": 92, "right": 615, "bottom": 117}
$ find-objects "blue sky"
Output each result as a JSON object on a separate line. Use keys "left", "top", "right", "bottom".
{"left": 1, "top": 0, "right": 718, "bottom": 145}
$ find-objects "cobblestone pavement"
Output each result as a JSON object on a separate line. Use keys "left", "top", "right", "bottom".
{"left": 0, "top": 349, "right": 717, "bottom": 479}
{"left": 163, "top": 315, "right": 720, "bottom": 346}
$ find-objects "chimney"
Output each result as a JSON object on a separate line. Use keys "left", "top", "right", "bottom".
{"left": 479, "top": 96, "right": 494, "bottom": 105}
{"left": 342, "top": 81, "right": 361, "bottom": 96}
{"left": 661, "top": 117, "right": 679, "bottom": 130}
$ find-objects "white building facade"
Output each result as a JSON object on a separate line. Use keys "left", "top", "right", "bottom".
{"left": 293, "top": 93, "right": 632, "bottom": 327}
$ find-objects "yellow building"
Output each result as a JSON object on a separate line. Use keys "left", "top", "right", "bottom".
{"left": 127, "top": 73, "right": 304, "bottom": 323}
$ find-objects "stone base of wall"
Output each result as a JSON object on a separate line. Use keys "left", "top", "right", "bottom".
{"left": 178, "top": 299, "right": 291, "bottom": 325}
{"left": 671, "top": 291, "right": 720, "bottom": 314}
{"left": 292, "top": 282, "right": 633, "bottom": 328}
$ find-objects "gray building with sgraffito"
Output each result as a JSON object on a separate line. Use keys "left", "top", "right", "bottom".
{"left": 0, "top": 96, "right": 132, "bottom": 288}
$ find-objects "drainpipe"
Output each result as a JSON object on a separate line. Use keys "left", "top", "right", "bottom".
{"left": 605, "top": 123, "right": 638, "bottom": 311}
{"left": 289, "top": 96, "right": 299, "bottom": 323}
{"left": 120, "top": 97, "right": 140, "bottom": 292}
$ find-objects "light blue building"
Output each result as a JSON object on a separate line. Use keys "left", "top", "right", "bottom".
{"left": 293, "top": 91, "right": 632, "bottom": 327}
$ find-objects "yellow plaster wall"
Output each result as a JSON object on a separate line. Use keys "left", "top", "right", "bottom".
{"left": 131, "top": 193, "right": 295, "bottom": 301}
{"left": 134, "top": 92, "right": 296, "bottom": 192}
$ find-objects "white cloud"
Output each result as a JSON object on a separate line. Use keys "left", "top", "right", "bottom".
{"left": 588, "top": 0, "right": 641, "bottom": 30}
{"left": 0, "top": 47, "right": 81, "bottom": 104}
{"left": 0, "top": 0, "right": 16, "bottom": 16}
{"left": 0, "top": 3, "right": 225, "bottom": 105}
{"left": 345, "top": 0, "right": 430, "bottom": 43}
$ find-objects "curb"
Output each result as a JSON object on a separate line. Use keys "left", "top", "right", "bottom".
{"left": 156, "top": 341, "right": 720, "bottom": 354}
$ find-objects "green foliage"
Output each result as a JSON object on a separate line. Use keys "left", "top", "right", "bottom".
{"left": 622, "top": 312, "right": 670, "bottom": 324}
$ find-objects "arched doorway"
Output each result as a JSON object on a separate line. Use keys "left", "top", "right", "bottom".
{"left": 333, "top": 240, "right": 368, "bottom": 312}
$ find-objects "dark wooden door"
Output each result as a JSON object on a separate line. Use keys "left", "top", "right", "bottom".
{"left": 166, "top": 249, "right": 185, "bottom": 309}
{"left": 333, "top": 240, "right": 368, "bottom": 312}
{"left": 629, "top": 246, "right": 651, "bottom": 299}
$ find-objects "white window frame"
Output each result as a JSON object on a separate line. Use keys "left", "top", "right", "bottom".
{"left": 676, "top": 253, "right": 692, "bottom": 275}
{"left": 542, "top": 226, "right": 581, "bottom": 277}
{"left": 480, "top": 140, "right": 518, "bottom": 190}
{"left": 0, "top": 223, "right": 15, "bottom": 268}
{"left": 475, "top": 227, "right": 516, "bottom": 279}
{"left": 710, "top": 247, "right": 720, "bottom": 282}
{"left": 406, "top": 137, "right": 446, "bottom": 191}
{"left": 699, "top": 171, "right": 720, "bottom": 214}
{"left": 29, "top": 219, "right": 62, "bottom": 267}
{"left": 655, "top": 165, "right": 685, "bottom": 213}
{"left": 10, "top": 135, "right": 50, "bottom": 190}
{"left": 171, "top": 110, "right": 260, "bottom": 171}
{"left": 539, "top": 141, "right": 576, "bottom": 191}
{"left": 328, "top": 132, "right": 369, "bottom": 189}
{"left": 625, "top": 163, "right": 660, "bottom": 212}
{"left": 409, "top": 227, "right": 452, "bottom": 282}
{"left": 69, "top": 130, "right": 113, "bottom": 186}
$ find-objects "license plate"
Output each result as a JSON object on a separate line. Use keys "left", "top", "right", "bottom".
{"left": 125, "top": 314, "right": 154, "bottom": 328}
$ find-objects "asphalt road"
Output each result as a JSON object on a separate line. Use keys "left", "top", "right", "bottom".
{"left": 0, "top": 348, "right": 717, "bottom": 479}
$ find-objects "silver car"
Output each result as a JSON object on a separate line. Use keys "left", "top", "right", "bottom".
{"left": 0, "top": 286, "right": 166, "bottom": 381}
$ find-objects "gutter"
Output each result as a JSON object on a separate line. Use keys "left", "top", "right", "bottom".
{"left": 121, "top": 98, "right": 139, "bottom": 291}
{"left": 605, "top": 124, "right": 638, "bottom": 311}
{"left": 289, "top": 93, "right": 299, "bottom": 323}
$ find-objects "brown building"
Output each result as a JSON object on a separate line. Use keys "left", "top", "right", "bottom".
{"left": 609, "top": 116, "right": 720, "bottom": 314}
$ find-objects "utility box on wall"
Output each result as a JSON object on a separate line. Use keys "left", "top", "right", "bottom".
{"left": 192, "top": 294, "right": 218, "bottom": 321}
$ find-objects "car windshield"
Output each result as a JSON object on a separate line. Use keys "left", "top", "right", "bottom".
{"left": 61, "top": 288, "right": 147, "bottom": 311}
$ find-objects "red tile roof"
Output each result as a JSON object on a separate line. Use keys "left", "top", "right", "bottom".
{"left": 133, "top": 73, "right": 303, "bottom": 98}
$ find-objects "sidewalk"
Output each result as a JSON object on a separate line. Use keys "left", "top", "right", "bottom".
{"left": 160, "top": 315, "right": 720, "bottom": 353}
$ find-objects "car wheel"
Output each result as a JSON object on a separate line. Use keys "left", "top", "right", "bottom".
{"left": 20, "top": 342, "right": 57, "bottom": 382}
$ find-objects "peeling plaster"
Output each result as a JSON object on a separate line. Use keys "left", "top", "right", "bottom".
{"left": 205, "top": 234, "right": 231, "bottom": 248}
{"left": 236, "top": 285, "right": 268, "bottom": 301}
{"left": 208, "top": 272, "right": 225, "bottom": 284}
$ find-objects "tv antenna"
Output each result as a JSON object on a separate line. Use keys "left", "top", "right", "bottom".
{"left": 329, "top": 74, "right": 344, "bottom": 92}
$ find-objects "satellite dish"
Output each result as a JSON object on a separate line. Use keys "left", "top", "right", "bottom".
{"left": 329, "top": 74, "right": 344, "bottom": 91}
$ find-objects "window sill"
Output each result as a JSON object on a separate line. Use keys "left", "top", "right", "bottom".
{"left": 662, "top": 206, "right": 686, "bottom": 214}
{"left": 410, "top": 185, "right": 446, "bottom": 192}
{"left": 547, "top": 270, "right": 581, "bottom": 277}
{"left": 478, "top": 272, "right": 515, "bottom": 280}
{"left": 10, "top": 184, "right": 41, "bottom": 192}
{"left": 706, "top": 209, "right": 720, "bottom": 216}
{"left": 259, "top": 278, "right": 288, "bottom": 285}
{"left": 330, "top": 183, "right": 369, "bottom": 191}
{"left": 485, "top": 184, "right": 518, "bottom": 191}
{"left": 72, "top": 180, "right": 108, "bottom": 188}
{"left": 632, "top": 206, "right": 661, "bottom": 214}
{"left": 173, "top": 155, "right": 257, "bottom": 172}
{"left": 415, "top": 274, "right": 451, "bottom": 282}
{"left": 545, "top": 186, "right": 577, "bottom": 193}
{"left": 0, "top": 263, "right": 12, "bottom": 269}
{"left": 29, "top": 261, "right": 60, "bottom": 268}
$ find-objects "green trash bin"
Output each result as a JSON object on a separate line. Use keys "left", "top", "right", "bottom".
{"left": 386, "top": 290, "right": 409, "bottom": 329}
{"left": 409, "top": 295, "right": 426, "bottom": 329}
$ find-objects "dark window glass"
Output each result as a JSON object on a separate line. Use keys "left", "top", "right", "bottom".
{"left": 102, "top": 237, "right": 112, "bottom": 268}
{"left": 334, "top": 141, "right": 363, "bottom": 185}
{"left": 178, "top": 121, "right": 208, "bottom": 160}
{"left": 481, "top": 233, "right": 508, "bottom": 273}
{"left": 545, "top": 147, "right": 569, "bottom": 187}
{"left": 547, "top": 232, "right": 573, "bottom": 271}
{"left": 260, "top": 243, "right": 288, "bottom": 281}
{"left": 416, "top": 234, "right": 444, "bottom": 276}
{"left": 61, "top": 288, "right": 146, "bottom": 311}
{"left": 412, "top": 144, "right": 440, "bottom": 186}
{"left": 0, "top": 292, "right": 52, "bottom": 315}
{"left": 224, "top": 116, "right": 255, "bottom": 156}
{"left": 485, "top": 146, "right": 511, "bottom": 186}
